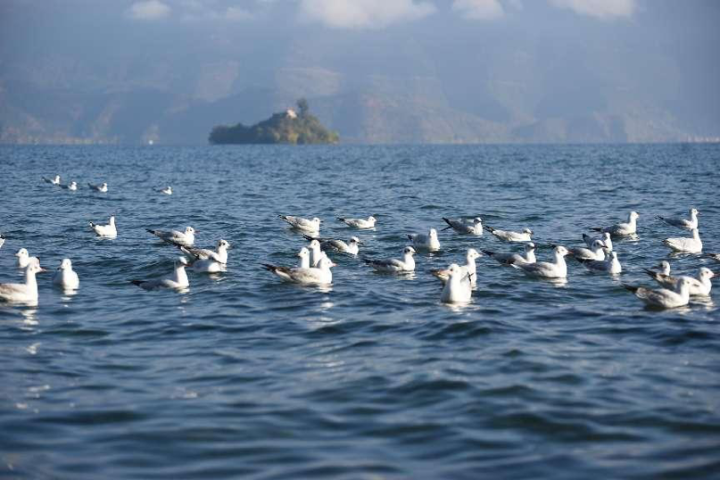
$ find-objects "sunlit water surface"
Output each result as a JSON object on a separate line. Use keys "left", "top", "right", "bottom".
{"left": 1, "top": 144, "right": 719, "bottom": 479}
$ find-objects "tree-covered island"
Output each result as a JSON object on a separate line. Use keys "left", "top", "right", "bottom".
{"left": 209, "top": 99, "right": 339, "bottom": 145}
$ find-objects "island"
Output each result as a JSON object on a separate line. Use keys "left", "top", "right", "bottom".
{"left": 208, "top": 99, "right": 339, "bottom": 145}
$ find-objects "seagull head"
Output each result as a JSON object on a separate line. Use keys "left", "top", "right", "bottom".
{"left": 27, "top": 262, "right": 46, "bottom": 275}
{"left": 429, "top": 228, "right": 438, "bottom": 238}
{"left": 350, "top": 236, "right": 361, "bottom": 245}
{"left": 318, "top": 257, "right": 336, "bottom": 269}
{"left": 368, "top": 216, "right": 377, "bottom": 224}
{"left": 312, "top": 217, "right": 321, "bottom": 224}
{"left": 473, "top": 217, "right": 482, "bottom": 224}
{"left": 298, "top": 247, "right": 310, "bottom": 258}
{"left": 59, "top": 258, "right": 73, "bottom": 270}
{"left": 467, "top": 248, "right": 481, "bottom": 260}
{"left": 554, "top": 246, "right": 569, "bottom": 257}
{"left": 185, "top": 226, "right": 195, "bottom": 235}
{"left": 691, "top": 208, "right": 699, "bottom": 216}
{"left": 176, "top": 256, "right": 189, "bottom": 267}
{"left": 523, "top": 228, "right": 533, "bottom": 235}
{"left": 16, "top": 248, "right": 28, "bottom": 258}
{"left": 218, "top": 239, "right": 231, "bottom": 249}
{"left": 404, "top": 246, "right": 416, "bottom": 256}
{"left": 699, "top": 267, "right": 714, "bottom": 280}
{"left": 309, "top": 239, "right": 321, "bottom": 250}
{"left": 525, "top": 242, "right": 536, "bottom": 252}
{"left": 592, "top": 240, "right": 605, "bottom": 250}
{"left": 630, "top": 211, "right": 640, "bottom": 220}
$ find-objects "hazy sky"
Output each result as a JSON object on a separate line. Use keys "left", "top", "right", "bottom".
{"left": 1, "top": 0, "right": 718, "bottom": 142}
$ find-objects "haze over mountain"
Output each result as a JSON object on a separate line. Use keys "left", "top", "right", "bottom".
{"left": 1, "top": 0, "right": 718, "bottom": 144}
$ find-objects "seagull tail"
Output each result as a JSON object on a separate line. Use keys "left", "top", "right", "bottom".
{"left": 130, "top": 280, "right": 144, "bottom": 287}
{"left": 622, "top": 284, "right": 640, "bottom": 293}
{"left": 336, "top": 217, "right": 346, "bottom": 222}
{"left": 590, "top": 227, "right": 602, "bottom": 232}
{"left": 146, "top": 229, "right": 157, "bottom": 235}
{"left": 302, "top": 234, "right": 315, "bottom": 242}
{"left": 262, "top": 263, "right": 278, "bottom": 273}
{"left": 481, "top": 250, "right": 495, "bottom": 257}
{"left": 484, "top": 225, "right": 496, "bottom": 233}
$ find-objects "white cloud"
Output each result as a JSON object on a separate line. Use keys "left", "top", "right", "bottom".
{"left": 548, "top": 0, "right": 635, "bottom": 19}
{"left": 452, "top": 0, "right": 505, "bottom": 20}
{"left": 299, "top": 0, "right": 436, "bottom": 29}
{"left": 126, "top": 0, "right": 171, "bottom": 21}
{"left": 224, "top": 6, "right": 252, "bottom": 21}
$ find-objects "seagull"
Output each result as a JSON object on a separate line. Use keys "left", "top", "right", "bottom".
{"left": 180, "top": 239, "right": 230, "bottom": 273}
{"left": 431, "top": 249, "right": 482, "bottom": 285}
{"left": 16, "top": 248, "right": 39, "bottom": 269}
{"left": 651, "top": 260, "right": 671, "bottom": 276}
{"left": 663, "top": 228, "right": 702, "bottom": 253}
{"left": 512, "top": 246, "right": 570, "bottom": 279}
{"left": 483, "top": 243, "right": 537, "bottom": 265}
{"left": 645, "top": 266, "right": 715, "bottom": 296}
{"left": 0, "top": 233, "right": 5, "bottom": 250}
{"left": 658, "top": 208, "right": 699, "bottom": 231}
{"left": 263, "top": 256, "right": 335, "bottom": 286}
{"left": 442, "top": 217, "right": 483, "bottom": 235}
{"left": 307, "top": 239, "right": 328, "bottom": 267}
{"left": 364, "top": 246, "right": 416, "bottom": 274}
{"left": 408, "top": 228, "right": 441, "bottom": 252}
{"left": 52, "top": 258, "right": 80, "bottom": 290}
{"left": 591, "top": 211, "right": 639, "bottom": 237}
{"left": 60, "top": 181, "right": 78, "bottom": 191}
{"left": 88, "top": 182, "right": 108, "bottom": 193}
{"left": 337, "top": 216, "right": 376, "bottom": 229}
{"left": 298, "top": 247, "right": 311, "bottom": 268}
{"left": 43, "top": 175, "right": 60, "bottom": 185}
{"left": 303, "top": 235, "right": 361, "bottom": 256}
{"left": 160, "top": 186, "right": 173, "bottom": 195}
{"left": 279, "top": 215, "right": 321, "bottom": 234}
{"left": 147, "top": 226, "right": 195, "bottom": 247}
{"left": 624, "top": 277, "right": 692, "bottom": 309}
{"left": 131, "top": 257, "right": 189, "bottom": 290}
{"left": 567, "top": 240, "right": 606, "bottom": 261}
{"left": 0, "top": 260, "right": 46, "bottom": 304}
{"left": 484, "top": 225, "right": 533, "bottom": 242}
{"left": 90, "top": 215, "right": 117, "bottom": 238}
{"left": 583, "top": 232, "right": 613, "bottom": 252}
{"left": 577, "top": 250, "right": 622, "bottom": 274}
{"left": 440, "top": 264, "right": 473, "bottom": 304}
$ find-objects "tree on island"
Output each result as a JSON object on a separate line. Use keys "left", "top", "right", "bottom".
{"left": 208, "top": 99, "right": 338, "bottom": 145}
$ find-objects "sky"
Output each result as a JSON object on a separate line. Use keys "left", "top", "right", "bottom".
{"left": 1, "top": 0, "right": 718, "bottom": 143}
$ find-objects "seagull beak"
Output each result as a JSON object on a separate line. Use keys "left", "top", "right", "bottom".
{"left": 38, "top": 268, "right": 48, "bottom": 274}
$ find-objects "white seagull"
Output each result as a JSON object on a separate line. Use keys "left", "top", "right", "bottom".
{"left": 645, "top": 266, "right": 715, "bottom": 297}
{"left": 567, "top": 240, "right": 606, "bottom": 261}
{"left": 60, "top": 181, "right": 78, "bottom": 191}
{"left": 408, "top": 228, "right": 441, "bottom": 252}
{"left": 180, "top": 239, "right": 231, "bottom": 273}
{"left": 160, "top": 186, "right": 173, "bottom": 195}
{"left": 651, "top": 260, "right": 671, "bottom": 276}
{"left": 513, "top": 246, "right": 570, "bottom": 279}
{"left": 147, "top": 226, "right": 196, "bottom": 247}
{"left": 337, "top": 216, "right": 376, "bottom": 229}
{"left": 583, "top": 232, "right": 613, "bottom": 252}
{"left": 53, "top": 258, "right": 80, "bottom": 290}
{"left": 131, "top": 257, "right": 190, "bottom": 290}
{"left": 658, "top": 208, "right": 699, "bottom": 231}
{"left": 90, "top": 215, "right": 117, "bottom": 238}
{"left": 591, "top": 211, "right": 639, "bottom": 237}
{"left": 663, "top": 228, "right": 702, "bottom": 253}
{"left": 0, "top": 260, "right": 46, "bottom": 304}
{"left": 298, "top": 247, "right": 311, "bottom": 268}
{"left": 16, "top": 248, "right": 39, "bottom": 269}
{"left": 431, "top": 249, "right": 482, "bottom": 285}
{"left": 43, "top": 175, "right": 60, "bottom": 185}
{"left": 307, "top": 239, "right": 329, "bottom": 267}
{"left": 578, "top": 251, "right": 622, "bottom": 275}
{"left": 483, "top": 242, "right": 537, "bottom": 265}
{"left": 279, "top": 215, "right": 321, "bottom": 234}
{"left": 485, "top": 225, "right": 533, "bottom": 242}
{"left": 440, "top": 264, "right": 473, "bottom": 304}
{"left": 263, "top": 256, "right": 335, "bottom": 286}
{"left": 365, "top": 246, "right": 416, "bottom": 274}
{"left": 304, "top": 235, "right": 361, "bottom": 256}
{"left": 625, "top": 277, "right": 692, "bottom": 309}
{"left": 442, "top": 217, "right": 483, "bottom": 235}
{"left": 88, "top": 182, "right": 108, "bottom": 193}
{"left": 0, "top": 233, "right": 5, "bottom": 250}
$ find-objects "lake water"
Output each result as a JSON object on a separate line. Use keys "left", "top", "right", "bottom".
{"left": 1, "top": 144, "right": 719, "bottom": 479}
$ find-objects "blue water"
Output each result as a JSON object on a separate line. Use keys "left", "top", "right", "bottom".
{"left": 1, "top": 144, "right": 719, "bottom": 479}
